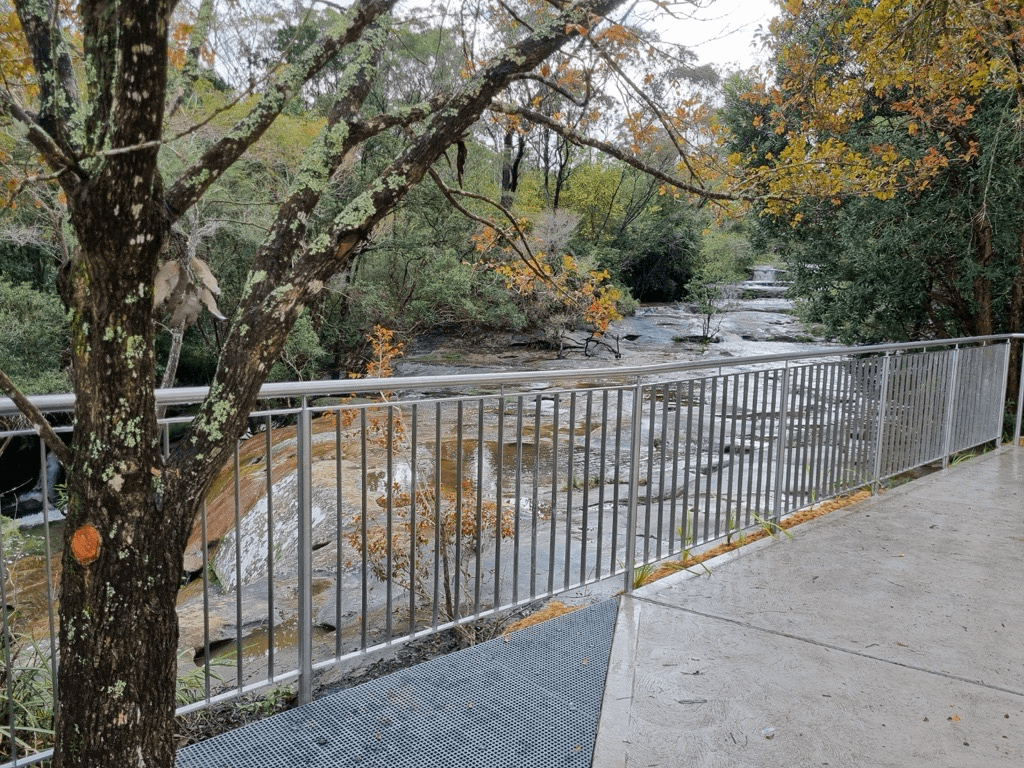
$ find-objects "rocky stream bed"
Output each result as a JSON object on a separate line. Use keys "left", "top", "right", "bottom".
{"left": 5, "top": 276, "right": 837, "bottom": 706}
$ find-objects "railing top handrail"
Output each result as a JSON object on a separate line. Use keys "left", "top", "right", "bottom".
{"left": 3, "top": 333, "right": 1023, "bottom": 418}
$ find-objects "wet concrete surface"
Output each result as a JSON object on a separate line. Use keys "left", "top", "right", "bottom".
{"left": 592, "top": 445, "right": 1024, "bottom": 767}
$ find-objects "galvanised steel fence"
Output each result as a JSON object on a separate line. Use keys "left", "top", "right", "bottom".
{"left": 1, "top": 335, "right": 1022, "bottom": 766}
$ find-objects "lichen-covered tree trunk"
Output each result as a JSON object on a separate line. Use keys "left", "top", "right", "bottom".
{"left": 55, "top": 223, "right": 182, "bottom": 765}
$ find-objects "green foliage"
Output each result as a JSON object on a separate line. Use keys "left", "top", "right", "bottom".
{"left": 724, "top": 14, "right": 1024, "bottom": 345}
{"left": 584, "top": 201, "right": 702, "bottom": 303}
{"left": 268, "top": 310, "right": 329, "bottom": 382}
{"left": 0, "top": 241, "right": 57, "bottom": 292}
{"left": 0, "top": 633, "right": 55, "bottom": 761}
{"left": 0, "top": 279, "right": 69, "bottom": 394}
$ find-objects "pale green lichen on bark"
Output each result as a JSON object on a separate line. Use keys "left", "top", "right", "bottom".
{"left": 240, "top": 270, "right": 268, "bottom": 300}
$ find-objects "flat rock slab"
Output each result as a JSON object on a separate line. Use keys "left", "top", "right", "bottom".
{"left": 178, "top": 599, "right": 617, "bottom": 768}
{"left": 593, "top": 447, "right": 1024, "bottom": 767}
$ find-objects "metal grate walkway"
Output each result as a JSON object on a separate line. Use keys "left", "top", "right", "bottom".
{"left": 178, "top": 599, "right": 617, "bottom": 768}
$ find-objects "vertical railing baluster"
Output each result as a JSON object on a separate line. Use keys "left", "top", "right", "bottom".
{"left": 831, "top": 362, "right": 850, "bottom": 495}
{"left": 713, "top": 375, "right": 728, "bottom": 539}
{"left": 548, "top": 393, "right": 560, "bottom": 595}
{"left": 754, "top": 370, "right": 769, "bottom": 519}
{"left": 37, "top": 440, "right": 58, "bottom": 725}
{"left": 738, "top": 372, "right": 751, "bottom": 527}
{"left": 725, "top": 374, "right": 740, "bottom": 532}
{"left": 1015, "top": 339, "right": 1024, "bottom": 445}
{"left": 611, "top": 389, "right": 624, "bottom": 577}
{"left": 564, "top": 393, "right": 576, "bottom": 590}
{"left": 873, "top": 353, "right": 893, "bottom": 492}
{"left": 233, "top": 441, "right": 244, "bottom": 693}
{"left": 596, "top": 389, "right": 609, "bottom": 578}
{"left": 580, "top": 391, "right": 593, "bottom": 585}
{"left": 997, "top": 341, "right": 1012, "bottom": 448}
{"left": 923, "top": 352, "right": 942, "bottom": 463}
{"left": 409, "top": 403, "right": 418, "bottom": 638}
{"left": 454, "top": 401, "right": 464, "bottom": 624}
{"left": 656, "top": 383, "right": 669, "bottom": 560}
{"left": 474, "top": 399, "right": 484, "bottom": 616}
{"left": 694, "top": 378, "right": 707, "bottom": 543}
{"left": 296, "top": 402, "right": 313, "bottom": 705}
{"left": 265, "top": 417, "right": 277, "bottom": 677}
{"left": 359, "top": 409, "right": 370, "bottom": 650}
{"left": 813, "top": 363, "right": 832, "bottom": 504}
{"left": 531, "top": 395, "right": 541, "bottom": 597}
{"left": 513, "top": 395, "right": 524, "bottom": 604}
{"left": 683, "top": 379, "right": 695, "bottom": 549}
{"left": 495, "top": 394, "right": 505, "bottom": 611}
{"left": 790, "top": 365, "right": 808, "bottom": 509}
{"left": 624, "top": 378, "right": 643, "bottom": 591}
{"left": 643, "top": 383, "right": 656, "bottom": 564}
{"left": 334, "top": 412, "right": 343, "bottom": 659}
{"left": 432, "top": 403, "right": 442, "bottom": 630}
{"left": 385, "top": 407, "right": 394, "bottom": 641}
{"left": 772, "top": 367, "right": 790, "bottom": 523}
{"left": 668, "top": 381, "right": 683, "bottom": 552}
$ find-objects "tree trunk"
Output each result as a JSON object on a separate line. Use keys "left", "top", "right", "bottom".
{"left": 970, "top": 206, "right": 995, "bottom": 336}
{"left": 500, "top": 128, "right": 525, "bottom": 209}
{"left": 56, "top": 236, "right": 178, "bottom": 766}
{"left": 56, "top": 493, "right": 187, "bottom": 767}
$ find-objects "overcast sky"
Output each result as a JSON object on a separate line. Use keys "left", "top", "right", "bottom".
{"left": 660, "top": 0, "right": 778, "bottom": 72}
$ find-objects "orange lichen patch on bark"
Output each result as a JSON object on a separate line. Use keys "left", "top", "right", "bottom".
{"left": 70, "top": 524, "right": 101, "bottom": 566}
{"left": 503, "top": 601, "right": 582, "bottom": 635}
{"left": 643, "top": 489, "right": 874, "bottom": 586}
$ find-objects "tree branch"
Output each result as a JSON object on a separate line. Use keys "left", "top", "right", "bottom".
{"left": 490, "top": 101, "right": 741, "bottom": 202}
{"left": 426, "top": 166, "right": 539, "bottom": 268}
{"left": 0, "top": 370, "right": 72, "bottom": 466}
{"left": 0, "top": 88, "right": 84, "bottom": 191}
{"left": 509, "top": 72, "right": 588, "bottom": 106}
{"left": 582, "top": 29, "right": 705, "bottom": 183}
{"left": 167, "top": 0, "right": 633, "bottom": 492}
{"left": 164, "top": 0, "right": 398, "bottom": 221}
{"left": 12, "top": 0, "right": 79, "bottom": 159}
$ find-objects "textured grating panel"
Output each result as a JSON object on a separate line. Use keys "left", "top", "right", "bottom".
{"left": 177, "top": 599, "right": 617, "bottom": 768}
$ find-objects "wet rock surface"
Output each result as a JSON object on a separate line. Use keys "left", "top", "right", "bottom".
{"left": 174, "top": 289, "right": 829, "bottom": 661}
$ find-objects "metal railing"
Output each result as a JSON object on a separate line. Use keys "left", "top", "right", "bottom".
{"left": 1, "top": 334, "right": 1022, "bottom": 766}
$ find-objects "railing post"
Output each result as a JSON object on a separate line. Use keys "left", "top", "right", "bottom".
{"left": 872, "top": 353, "right": 892, "bottom": 493}
{"left": 296, "top": 399, "right": 314, "bottom": 705}
{"left": 624, "top": 377, "right": 643, "bottom": 592}
{"left": 941, "top": 346, "right": 960, "bottom": 468}
{"left": 1016, "top": 338, "right": 1024, "bottom": 446}
{"left": 771, "top": 365, "right": 790, "bottom": 523}
{"left": 997, "top": 341, "right": 1012, "bottom": 448}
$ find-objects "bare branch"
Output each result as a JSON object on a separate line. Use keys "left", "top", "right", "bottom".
{"left": 0, "top": 88, "right": 83, "bottom": 190}
{"left": 510, "top": 72, "right": 588, "bottom": 106}
{"left": 1, "top": 166, "right": 70, "bottom": 210}
{"left": 490, "top": 101, "right": 741, "bottom": 202}
{"left": 0, "top": 369, "right": 72, "bottom": 466}
{"left": 426, "top": 166, "right": 538, "bottom": 267}
{"left": 582, "top": 28, "right": 705, "bottom": 182}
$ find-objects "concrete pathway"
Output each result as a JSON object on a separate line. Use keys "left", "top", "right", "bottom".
{"left": 592, "top": 446, "right": 1024, "bottom": 767}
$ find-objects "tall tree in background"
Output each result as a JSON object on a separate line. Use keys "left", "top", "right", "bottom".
{"left": 0, "top": 0, "right": 730, "bottom": 764}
